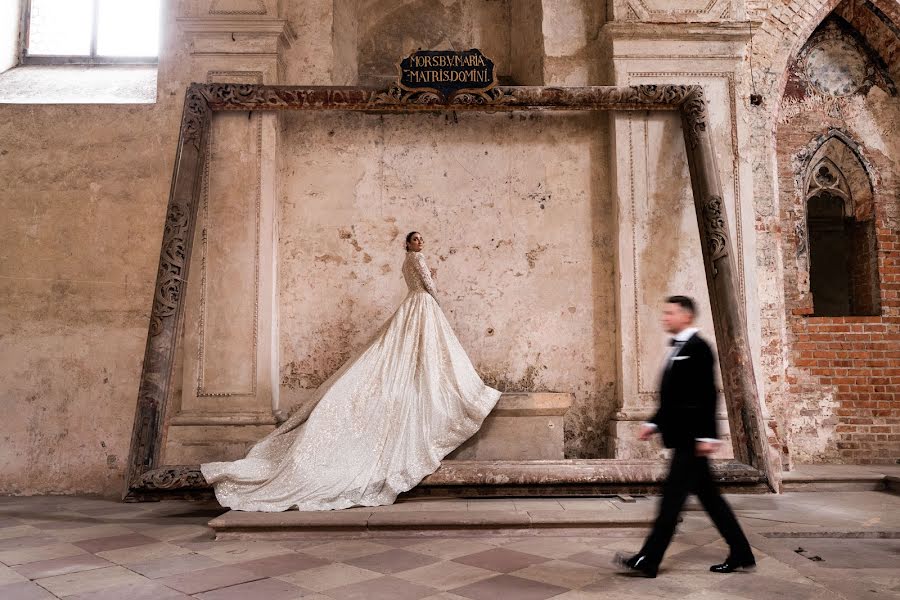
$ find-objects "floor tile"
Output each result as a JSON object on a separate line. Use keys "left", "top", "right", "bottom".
{"left": 277, "top": 562, "right": 382, "bottom": 592}
{"left": 235, "top": 552, "right": 330, "bottom": 577}
{"left": 0, "top": 564, "right": 28, "bottom": 585}
{"left": 156, "top": 564, "right": 264, "bottom": 594}
{"left": 73, "top": 533, "right": 159, "bottom": 554}
{"left": 406, "top": 538, "right": 495, "bottom": 560}
{"left": 396, "top": 560, "right": 496, "bottom": 591}
{"left": 127, "top": 552, "right": 224, "bottom": 579}
{"left": 327, "top": 574, "right": 437, "bottom": 600}
{"left": 0, "top": 581, "right": 57, "bottom": 599}
{"left": 503, "top": 537, "right": 595, "bottom": 559}
{"left": 0, "top": 518, "right": 25, "bottom": 530}
{"left": 566, "top": 549, "right": 619, "bottom": 568}
{"left": 65, "top": 579, "right": 193, "bottom": 600}
{"left": 35, "top": 565, "right": 149, "bottom": 597}
{"left": 51, "top": 525, "right": 137, "bottom": 543}
{"left": 29, "top": 515, "right": 101, "bottom": 531}
{"left": 193, "top": 577, "right": 310, "bottom": 600}
{"left": 0, "top": 526, "right": 44, "bottom": 541}
{"left": 512, "top": 558, "right": 601, "bottom": 589}
{"left": 302, "top": 540, "right": 393, "bottom": 562}
{"left": 194, "top": 541, "right": 294, "bottom": 564}
{"left": 451, "top": 547, "right": 550, "bottom": 573}
{"left": 94, "top": 541, "right": 192, "bottom": 565}
{"left": 716, "top": 573, "right": 828, "bottom": 600}
{"left": 0, "top": 543, "right": 88, "bottom": 566}
{"left": 0, "top": 535, "right": 59, "bottom": 552}
{"left": 344, "top": 548, "right": 440, "bottom": 574}
{"left": 13, "top": 553, "right": 112, "bottom": 580}
{"left": 450, "top": 574, "right": 568, "bottom": 600}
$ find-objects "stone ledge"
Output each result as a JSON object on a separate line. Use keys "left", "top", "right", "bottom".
{"left": 488, "top": 392, "right": 573, "bottom": 417}
{"left": 208, "top": 506, "right": 655, "bottom": 540}
{"left": 420, "top": 459, "right": 763, "bottom": 485}
{"left": 0, "top": 66, "right": 157, "bottom": 105}
{"left": 125, "top": 459, "right": 767, "bottom": 502}
{"left": 781, "top": 464, "right": 900, "bottom": 492}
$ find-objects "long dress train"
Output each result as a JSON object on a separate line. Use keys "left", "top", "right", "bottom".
{"left": 200, "top": 250, "right": 501, "bottom": 512}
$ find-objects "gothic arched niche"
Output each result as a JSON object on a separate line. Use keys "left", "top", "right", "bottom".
{"left": 802, "top": 132, "right": 880, "bottom": 316}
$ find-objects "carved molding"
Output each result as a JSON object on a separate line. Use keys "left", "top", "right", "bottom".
{"left": 626, "top": 72, "right": 742, "bottom": 397}
{"left": 632, "top": 0, "right": 719, "bottom": 15}
{"left": 135, "top": 466, "right": 208, "bottom": 491}
{"left": 178, "top": 17, "right": 296, "bottom": 56}
{"left": 126, "top": 82, "right": 776, "bottom": 499}
{"left": 193, "top": 70, "right": 264, "bottom": 399}
{"left": 198, "top": 83, "right": 703, "bottom": 112}
{"left": 702, "top": 195, "right": 730, "bottom": 268}
{"left": 680, "top": 87, "right": 709, "bottom": 150}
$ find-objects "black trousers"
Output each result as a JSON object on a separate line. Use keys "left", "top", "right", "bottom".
{"left": 639, "top": 448, "right": 752, "bottom": 566}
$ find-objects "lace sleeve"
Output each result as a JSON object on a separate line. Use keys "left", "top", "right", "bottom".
{"left": 413, "top": 253, "right": 438, "bottom": 298}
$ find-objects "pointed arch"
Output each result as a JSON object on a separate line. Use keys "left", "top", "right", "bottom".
{"left": 801, "top": 131, "right": 880, "bottom": 316}
{"left": 753, "top": 0, "right": 900, "bottom": 123}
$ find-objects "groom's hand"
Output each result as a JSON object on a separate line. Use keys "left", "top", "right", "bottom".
{"left": 638, "top": 424, "right": 655, "bottom": 441}
{"left": 695, "top": 440, "right": 720, "bottom": 457}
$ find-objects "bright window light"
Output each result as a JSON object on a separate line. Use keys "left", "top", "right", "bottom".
{"left": 26, "top": 0, "right": 161, "bottom": 60}
{"left": 96, "top": 1, "right": 161, "bottom": 57}
{"left": 27, "top": 0, "right": 94, "bottom": 56}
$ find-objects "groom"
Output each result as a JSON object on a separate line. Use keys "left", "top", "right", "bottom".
{"left": 615, "top": 295, "right": 755, "bottom": 578}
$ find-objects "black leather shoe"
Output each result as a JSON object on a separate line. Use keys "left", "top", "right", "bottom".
{"left": 613, "top": 552, "right": 658, "bottom": 578}
{"left": 710, "top": 556, "right": 756, "bottom": 573}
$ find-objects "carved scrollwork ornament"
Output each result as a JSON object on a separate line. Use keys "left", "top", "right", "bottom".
{"left": 182, "top": 86, "right": 211, "bottom": 149}
{"left": 138, "top": 466, "right": 209, "bottom": 490}
{"left": 702, "top": 195, "right": 729, "bottom": 274}
{"left": 681, "top": 89, "right": 708, "bottom": 150}
{"left": 149, "top": 193, "right": 191, "bottom": 336}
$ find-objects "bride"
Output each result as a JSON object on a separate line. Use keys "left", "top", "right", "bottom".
{"left": 201, "top": 231, "right": 501, "bottom": 512}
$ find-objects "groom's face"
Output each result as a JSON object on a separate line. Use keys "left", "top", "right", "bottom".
{"left": 662, "top": 303, "right": 692, "bottom": 335}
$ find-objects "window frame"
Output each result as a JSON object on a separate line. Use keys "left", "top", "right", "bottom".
{"left": 19, "top": 0, "right": 159, "bottom": 66}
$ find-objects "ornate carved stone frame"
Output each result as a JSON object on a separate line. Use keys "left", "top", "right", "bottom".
{"left": 124, "top": 83, "right": 777, "bottom": 500}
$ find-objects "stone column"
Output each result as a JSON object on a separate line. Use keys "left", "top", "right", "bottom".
{"left": 606, "top": 22, "right": 764, "bottom": 461}
{"left": 163, "top": 10, "right": 294, "bottom": 464}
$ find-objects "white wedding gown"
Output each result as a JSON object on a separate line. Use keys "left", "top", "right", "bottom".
{"left": 201, "top": 251, "right": 501, "bottom": 512}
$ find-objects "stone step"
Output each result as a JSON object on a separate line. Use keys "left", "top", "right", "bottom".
{"left": 411, "top": 459, "right": 769, "bottom": 497}
{"left": 208, "top": 499, "right": 657, "bottom": 540}
{"left": 781, "top": 464, "right": 900, "bottom": 492}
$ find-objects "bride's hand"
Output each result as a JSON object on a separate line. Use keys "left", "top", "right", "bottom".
{"left": 429, "top": 268, "right": 437, "bottom": 279}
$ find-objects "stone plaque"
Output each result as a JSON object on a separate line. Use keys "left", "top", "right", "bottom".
{"left": 399, "top": 49, "right": 497, "bottom": 100}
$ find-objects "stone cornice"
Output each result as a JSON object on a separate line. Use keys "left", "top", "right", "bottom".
{"left": 603, "top": 20, "right": 758, "bottom": 43}
{"left": 177, "top": 17, "right": 296, "bottom": 47}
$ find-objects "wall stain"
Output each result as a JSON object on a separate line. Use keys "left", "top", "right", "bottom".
{"left": 525, "top": 244, "right": 549, "bottom": 268}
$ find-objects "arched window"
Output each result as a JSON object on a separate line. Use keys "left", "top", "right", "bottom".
{"left": 804, "top": 135, "right": 880, "bottom": 316}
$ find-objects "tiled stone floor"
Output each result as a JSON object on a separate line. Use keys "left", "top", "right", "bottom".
{"left": 0, "top": 492, "right": 897, "bottom": 599}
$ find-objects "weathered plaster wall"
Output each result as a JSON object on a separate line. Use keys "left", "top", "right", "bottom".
{"left": 355, "top": 0, "right": 512, "bottom": 86}
{"left": 0, "top": 4, "right": 191, "bottom": 495}
{"left": 277, "top": 110, "right": 617, "bottom": 458}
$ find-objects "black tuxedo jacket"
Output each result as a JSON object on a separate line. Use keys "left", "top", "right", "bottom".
{"left": 649, "top": 332, "right": 718, "bottom": 449}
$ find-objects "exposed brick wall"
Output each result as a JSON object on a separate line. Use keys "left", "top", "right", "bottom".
{"left": 775, "top": 19, "right": 900, "bottom": 463}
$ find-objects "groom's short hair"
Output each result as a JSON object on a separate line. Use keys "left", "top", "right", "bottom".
{"left": 666, "top": 295, "right": 696, "bottom": 316}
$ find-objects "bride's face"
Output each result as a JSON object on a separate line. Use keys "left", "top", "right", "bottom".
{"left": 407, "top": 233, "right": 424, "bottom": 252}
